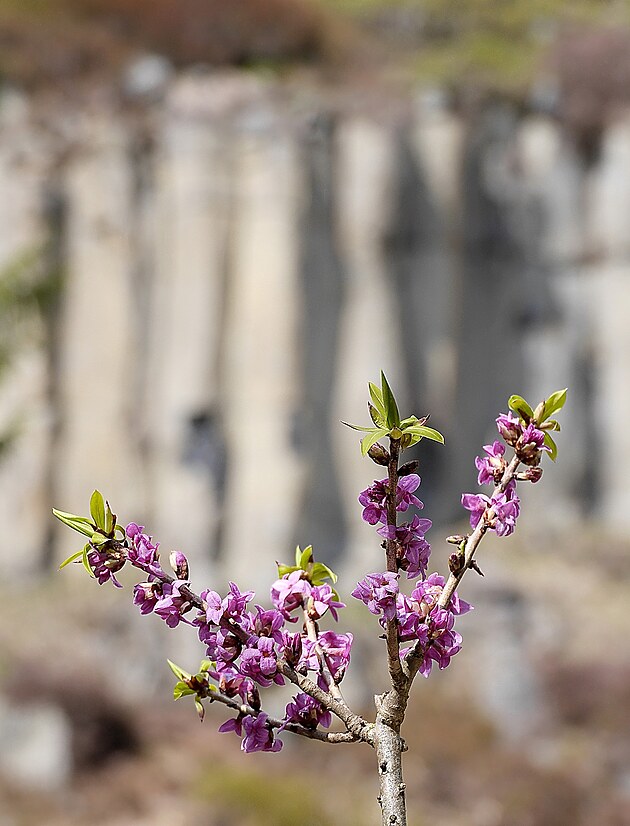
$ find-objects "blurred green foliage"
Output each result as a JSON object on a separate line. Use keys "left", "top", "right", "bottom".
{"left": 317, "top": 0, "right": 630, "bottom": 88}
{"left": 195, "top": 764, "right": 344, "bottom": 826}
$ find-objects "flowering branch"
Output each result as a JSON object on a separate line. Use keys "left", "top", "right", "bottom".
{"left": 53, "top": 377, "right": 566, "bottom": 826}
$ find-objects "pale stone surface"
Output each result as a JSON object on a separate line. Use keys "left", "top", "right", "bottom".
{"left": 0, "top": 698, "right": 72, "bottom": 790}
{"left": 144, "top": 106, "right": 231, "bottom": 583}
{"left": 587, "top": 113, "right": 630, "bottom": 259}
{"left": 590, "top": 265, "right": 630, "bottom": 527}
{"left": 0, "top": 92, "right": 53, "bottom": 576}
{"left": 53, "top": 116, "right": 143, "bottom": 557}
{"left": 220, "top": 116, "right": 304, "bottom": 592}
{"left": 332, "top": 118, "right": 404, "bottom": 579}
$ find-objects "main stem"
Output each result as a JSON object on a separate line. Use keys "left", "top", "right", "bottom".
{"left": 375, "top": 436, "right": 408, "bottom": 826}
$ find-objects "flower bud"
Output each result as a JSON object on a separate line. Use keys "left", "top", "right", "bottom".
{"left": 517, "top": 466, "right": 543, "bottom": 483}
{"left": 448, "top": 552, "right": 464, "bottom": 575}
{"left": 496, "top": 414, "right": 521, "bottom": 446}
{"left": 245, "top": 682, "right": 261, "bottom": 712}
{"left": 367, "top": 442, "right": 390, "bottom": 466}
{"left": 169, "top": 550, "right": 189, "bottom": 580}
{"left": 398, "top": 460, "right": 419, "bottom": 476}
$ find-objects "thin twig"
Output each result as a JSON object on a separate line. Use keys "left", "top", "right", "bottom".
{"left": 207, "top": 689, "right": 359, "bottom": 744}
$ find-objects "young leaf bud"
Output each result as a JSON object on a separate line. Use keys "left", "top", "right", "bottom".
{"left": 169, "top": 550, "right": 189, "bottom": 580}
{"left": 398, "top": 460, "right": 419, "bottom": 476}
{"left": 367, "top": 442, "right": 390, "bottom": 466}
{"left": 448, "top": 552, "right": 465, "bottom": 575}
{"left": 446, "top": 534, "right": 467, "bottom": 546}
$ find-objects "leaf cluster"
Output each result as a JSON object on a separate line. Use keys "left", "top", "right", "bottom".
{"left": 53, "top": 489, "right": 125, "bottom": 576}
{"left": 508, "top": 388, "right": 567, "bottom": 461}
{"left": 344, "top": 371, "right": 444, "bottom": 456}
{"left": 277, "top": 545, "right": 339, "bottom": 594}
{"left": 168, "top": 659, "right": 216, "bottom": 720}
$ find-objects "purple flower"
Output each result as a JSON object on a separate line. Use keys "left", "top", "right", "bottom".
{"left": 395, "top": 474, "right": 423, "bottom": 512}
{"left": 125, "top": 523, "right": 163, "bottom": 577}
{"left": 154, "top": 580, "right": 193, "bottom": 628}
{"left": 201, "top": 589, "right": 225, "bottom": 625}
{"left": 240, "top": 637, "right": 284, "bottom": 687}
{"left": 318, "top": 631, "right": 353, "bottom": 683}
{"left": 410, "top": 573, "right": 472, "bottom": 617}
{"left": 351, "top": 572, "right": 399, "bottom": 620}
{"left": 492, "top": 490, "right": 520, "bottom": 537}
{"left": 216, "top": 669, "right": 258, "bottom": 707}
{"left": 279, "top": 630, "right": 303, "bottom": 667}
{"left": 223, "top": 582, "right": 256, "bottom": 623}
{"left": 417, "top": 608, "right": 463, "bottom": 677}
{"left": 377, "top": 515, "right": 432, "bottom": 579}
{"left": 359, "top": 475, "right": 425, "bottom": 526}
{"left": 169, "top": 550, "right": 189, "bottom": 580}
{"left": 198, "top": 626, "right": 242, "bottom": 663}
{"left": 518, "top": 423, "right": 549, "bottom": 465}
{"left": 283, "top": 693, "right": 331, "bottom": 730}
{"left": 133, "top": 581, "right": 159, "bottom": 614}
{"left": 241, "top": 713, "right": 282, "bottom": 753}
{"left": 270, "top": 571, "right": 311, "bottom": 619}
{"left": 251, "top": 606, "right": 286, "bottom": 643}
{"left": 87, "top": 545, "right": 125, "bottom": 588}
{"left": 461, "top": 492, "right": 492, "bottom": 530}
{"left": 475, "top": 440, "right": 506, "bottom": 485}
{"left": 496, "top": 411, "right": 522, "bottom": 446}
{"left": 307, "top": 585, "right": 345, "bottom": 622}
{"left": 358, "top": 478, "right": 389, "bottom": 525}
{"left": 200, "top": 582, "right": 255, "bottom": 631}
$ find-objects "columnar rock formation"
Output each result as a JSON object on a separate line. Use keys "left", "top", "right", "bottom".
{"left": 0, "top": 73, "right": 624, "bottom": 586}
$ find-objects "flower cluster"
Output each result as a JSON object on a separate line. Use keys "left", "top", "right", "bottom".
{"left": 77, "top": 518, "right": 352, "bottom": 754}
{"left": 359, "top": 475, "right": 432, "bottom": 579}
{"left": 461, "top": 412, "right": 548, "bottom": 537}
{"left": 352, "top": 569, "right": 471, "bottom": 677}
{"left": 354, "top": 469, "right": 471, "bottom": 676}
{"left": 193, "top": 573, "right": 351, "bottom": 750}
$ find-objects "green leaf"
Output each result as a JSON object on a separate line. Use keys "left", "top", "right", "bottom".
{"left": 543, "top": 432, "right": 558, "bottom": 462}
{"left": 114, "top": 524, "right": 127, "bottom": 538}
{"left": 58, "top": 550, "right": 85, "bottom": 570}
{"left": 167, "top": 659, "right": 192, "bottom": 682}
{"left": 173, "top": 681, "right": 195, "bottom": 701}
{"left": 361, "top": 428, "right": 389, "bottom": 457}
{"left": 368, "top": 403, "right": 386, "bottom": 428}
{"left": 544, "top": 419, "right": 561, "bottom": 432}
{"left": 299, "top": 545, "right": 313, "bottom": 570}
{"left": 341, "top": 421, "right": 377, "bottom": 432}
{"left": 81, "top": 544, "right": 95, "bottom": 578}
{"left": 198, "top": 660, "right": 213, "bottom": 673}
{"left": 277, "top": 563, "right": 300, "bottom": 578}
{"left": 381, "top": 371, "right": 400, "bottom": 429}
{"left": 52, "top": 508, "right": 95, "bottom": 538}
{"left": 399, "top": 416, "right": 418, "bottom": 429}
{"left": 294, "top": 545, "right": 302, "bottom": 566}
{"left": 508, "top": 395, "right": 533, "bottom": 422}
{"left": 541, "top": 388, "right": 568, "bottom": 422}
{"left": 90, "top": 490, "right": 106, "bottom": 531}
{"left": 310, "top": 561, "right": 338, "bottom": 586}
{"left": 368, "top": 382, "right": 386, "bottom": 420}
{"left": 104, "top": 501, "right": 114, "bottom": 535}
{"left": 194, "top": 697, "right": 205, "bottom": 721}
{"left": 404, "top": 425, "right": 445, "bottom": 444}
{"left": 90, "top": 532, "right": 108, "bottom": 546}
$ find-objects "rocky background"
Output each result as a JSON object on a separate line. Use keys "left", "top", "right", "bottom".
{"left": 2, "top": 2, "right": 630, "bottom": 824}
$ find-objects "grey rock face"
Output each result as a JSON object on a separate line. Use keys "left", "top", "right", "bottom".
{"left": 0, "top": 72, "right": 625, "bottom": 583}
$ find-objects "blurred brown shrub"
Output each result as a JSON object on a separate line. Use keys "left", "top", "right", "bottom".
{"left": 0, "top": 0, "right": 329, "bottom": 88}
